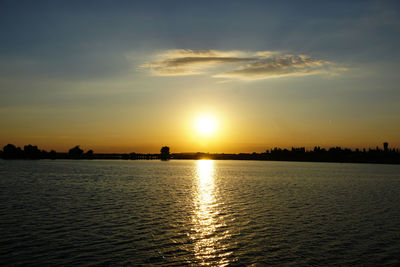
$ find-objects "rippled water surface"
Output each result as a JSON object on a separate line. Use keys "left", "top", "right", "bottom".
{"left": 1, "top": 159, "right": 400, "bottom": 266}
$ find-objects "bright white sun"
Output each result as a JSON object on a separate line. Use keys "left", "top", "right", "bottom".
{"left": 196, "top": 115, "right": 217, "bottom": 136}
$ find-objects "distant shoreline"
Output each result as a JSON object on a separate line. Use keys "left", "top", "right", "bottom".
{"left": 2, "top": 157, "right": 400, "bottom": 166}
{"left": 1, "top": 152, "right": 400, "bottom": 165}
{"left": 1, "top": 143, "right": 399, "bottom": 164}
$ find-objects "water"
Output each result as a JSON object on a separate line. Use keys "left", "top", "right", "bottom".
{"left": 0, "top": 159, "right": 399, "bottom": 266}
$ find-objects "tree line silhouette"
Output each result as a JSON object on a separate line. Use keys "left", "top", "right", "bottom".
{"left": 0, "top": 143, "right": 399, "bottom": 164}
{"left": 0, "top": 144, "right": 171, "bottom": 160}
{"left": 0, "top": 144, "right": 95, "bottom": 159}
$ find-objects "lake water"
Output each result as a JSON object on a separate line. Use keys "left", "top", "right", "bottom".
{"left": 0, "top": 159, "right": 399, "bottom": 266}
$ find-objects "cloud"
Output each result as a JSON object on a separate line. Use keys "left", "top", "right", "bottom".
{"left": 141, "top": 49, "right": 254, "bottom": 76}
{"left": 142, "top": 49, "right": 344, "bottom": 80}
{"left": 215, "top": 54, "right": 336, "bottom": 80}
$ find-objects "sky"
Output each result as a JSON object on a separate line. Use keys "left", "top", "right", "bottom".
{"left": 1, "top": 0, "right": 400, "bottom": 153}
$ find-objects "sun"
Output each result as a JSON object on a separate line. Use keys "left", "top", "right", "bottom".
{"left": 196, "top": 115, "right": 217, "bottom": 136}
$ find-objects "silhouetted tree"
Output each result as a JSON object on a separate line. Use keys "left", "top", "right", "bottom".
{"left": 24, "top": 144, "right": 41, "bottom": 159}
{"left": 68, "top": 145, "right": 84, "bottom": 158}
{"left": 383, "top": 142, "right": 389, "bottom": 152}
{"left": 85, "top": 149, "right": 94, "bottom": 159}
{"left": 3, "top": 144, "right": 23, "bottom": 159}
{"left": 160, "top": 146, "right": 170, "bottom": 160}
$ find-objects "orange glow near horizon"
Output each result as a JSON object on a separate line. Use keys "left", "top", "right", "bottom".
{"left": 1, "top": 104, "right": 399, "bottom": 154}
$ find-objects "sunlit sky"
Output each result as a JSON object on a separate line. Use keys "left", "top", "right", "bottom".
{"left": 1, "top": 0, "right": 400, "bottom": 153}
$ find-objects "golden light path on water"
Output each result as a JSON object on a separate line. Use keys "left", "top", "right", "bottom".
{"left": 191, "top": 160, "right": 231, "bottom": 266}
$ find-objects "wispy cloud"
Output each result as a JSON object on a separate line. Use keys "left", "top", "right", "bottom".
{"left": 141, "top": 49, "right": 254, "bottom": 76}
{"left": 215, "top": 54, "right": 336, "bottom": 80}
{"left": 142, "top": 49, "right": 344, "bottom": 80}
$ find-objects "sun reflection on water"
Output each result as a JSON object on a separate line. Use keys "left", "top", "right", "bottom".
{"left": 191, "top": 160, "right": 231, "bottom": 266}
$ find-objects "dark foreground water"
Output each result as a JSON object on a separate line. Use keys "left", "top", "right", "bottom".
{"left": 0, "top": 159, "right": 399, "bottom": 266}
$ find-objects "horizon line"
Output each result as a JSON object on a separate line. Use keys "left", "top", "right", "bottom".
{"left": 1, "top": 142, "right": 399, "bottom": 155}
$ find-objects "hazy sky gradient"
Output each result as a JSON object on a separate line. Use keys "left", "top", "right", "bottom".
{"left": 1, "top": 0, "right": 400, "bottom": 152}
